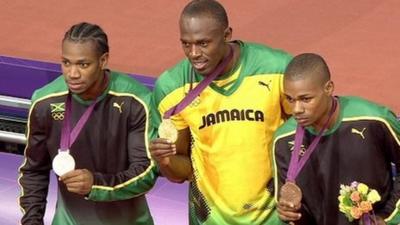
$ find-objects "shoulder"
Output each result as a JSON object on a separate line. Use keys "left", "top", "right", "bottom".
{"left": 239, "top": 41, "right": 293, "bottom": 75}
{"left": 153, "top": 59, "right": 191, "bottom": 103}
{"left": 155, "top": 60, "right": 190, "bottom": 89}
{"left": 273, "top": 117, "right": 297, "bottom": 142}
{"left": 341, "top": 96, "right": 396, "bottom": 120}
{"left": 242, "top": 41, "right": 292, "bottom": 59}
{"left": 29, "top": 76, "right": 67, "bottom": 119}
{"left": 109, "top": 71, "right": 150, "bottom": 94}
{"left": 108, "top": 71, "right": 151, "bottom": 102}
{"left": 340, "top": 96, "right": 400, "bottom": 132}
{"left": 31, "top": 75, "right": 68, "bottom": 103}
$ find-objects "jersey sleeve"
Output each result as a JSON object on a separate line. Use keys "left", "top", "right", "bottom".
{"left": 87, "top": 92, "right": 158, "bottom": 201}
{"left": 377, "top": 110, "right": 400, "bottom": 224}
{"left": 18, "top": 100, "right": 52, "bottom": 225}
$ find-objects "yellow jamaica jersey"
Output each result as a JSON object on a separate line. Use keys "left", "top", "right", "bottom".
{"left": 152, "top": 41, "right": 292, "bottom": 225}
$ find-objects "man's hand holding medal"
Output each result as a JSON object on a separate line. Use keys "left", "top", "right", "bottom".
{"left": 150, "top": 119, "right": 178, "bottom": 167}
{"left": 278, "top": 181, "right": 302, "bottom": 223}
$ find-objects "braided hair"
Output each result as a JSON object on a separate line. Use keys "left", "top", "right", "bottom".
{"left": 63, "top": 22, "right": 109, "bottom": 56}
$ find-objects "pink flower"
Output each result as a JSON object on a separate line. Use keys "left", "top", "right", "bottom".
{"left": 359, "top": 201, "right": 373, "bottom": 213}
{"left": 350, "top": 207, "right": 363, "bottom": 219}
{"left": 350, "top": 191, "right": 361, "bottom": 202}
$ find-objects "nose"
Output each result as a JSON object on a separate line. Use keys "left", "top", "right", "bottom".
{"left": 67, "top": 65, "right": 80, "bottom": 79}
{"left": 293, "top": 101, "right": 305, "bottom": 115}
{"left": 189, "top": 44, "right": 201, "bottom": 58}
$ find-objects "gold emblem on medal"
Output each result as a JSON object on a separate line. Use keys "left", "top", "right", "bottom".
{"left": 158, "top": 119, "right": 178, "bottom": 142}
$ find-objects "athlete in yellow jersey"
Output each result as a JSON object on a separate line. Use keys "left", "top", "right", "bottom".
{"left": 150, "top": 0, "right": 292, "bottom": 224}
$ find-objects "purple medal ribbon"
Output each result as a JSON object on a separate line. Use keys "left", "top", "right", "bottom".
{"left": 362, "top": 205, "right": 378, "bottom": 225}
{"left": 363, "top": 214, "right": 371, "bottom": 225}
{"left": 59, "top": 74, "right": 108, "bottom": 151}
{"left": 59, "top": 95, "right": 98, "bottom": 150}
{"left": 163, "top": 44, "right": 234, "bottom": 119}
{"left": 286, "top": 97, "right": 338, "bottom": 181}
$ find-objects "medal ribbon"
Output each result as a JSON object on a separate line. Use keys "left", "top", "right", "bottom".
{"left": 59, "top": 74, "right": 108, "bottom": 150}
{"left": 163, "top": 44, "right": 234, "bottom": 119}
{"left": 286, "top": 97, "right": 338, "bottom": 181}
{"left": 363, "top": 214, "right": 371, "bottom": 225}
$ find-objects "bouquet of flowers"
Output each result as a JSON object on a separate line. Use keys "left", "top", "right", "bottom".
{"left": 338, "top": 181, "right": 381, "bottom": 223}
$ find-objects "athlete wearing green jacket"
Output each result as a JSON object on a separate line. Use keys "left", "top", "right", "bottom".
{"left": 18, "top": 22, "right": 157, "bottom": 225}
{"left": 149, "top": 1, "right": 292, "bottom": 224}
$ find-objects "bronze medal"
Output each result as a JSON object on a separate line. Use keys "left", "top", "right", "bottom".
{"left": 158, "top": 119, "right": 178, "bottom": 142}
{"left": 280, "top": 181, "right": 302, "bottom": 206}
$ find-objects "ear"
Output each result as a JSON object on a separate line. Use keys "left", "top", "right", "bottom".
{"left": 324, "top": 80, "right": 334, "bottom": 95}
{"left": 99, "top": 52, "right": 109, "bottom": 70}
{"left": 224, "top": 27, "right": 233, "bottom": 42}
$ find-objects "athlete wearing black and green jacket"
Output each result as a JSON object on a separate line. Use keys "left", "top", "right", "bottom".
{"left": 274, "top": 96, "right": 400, "bottom": 225}
{"left": 273, "top": 53, "right": 400, "bottom": 225}
{"left": 18, "top": 71, "right": 157, "bottom": 225}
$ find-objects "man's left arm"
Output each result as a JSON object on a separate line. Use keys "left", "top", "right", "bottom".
{"left": 273, "top": 136, "right": 305, "bottom": 224}
{"left": 376, "top": 112, "right": 400, "bottom": 224}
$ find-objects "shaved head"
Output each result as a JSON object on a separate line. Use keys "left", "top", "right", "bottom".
{"left": 284, "top": 53, "right": 331, "bottom": 86}
{"left": 180, "top": 0, "right": 229, "bottom": 29}
{"left": 283, "top": 53, "right": 335, "bottom": 130}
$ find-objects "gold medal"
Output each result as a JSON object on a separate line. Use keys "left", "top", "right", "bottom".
{"left": 158, "top": 119, "right": 178, "bottom": 142}
{"left": 280, "top": 181, "right": 302, "bottom": 206}
{"left": 52, "top": 149, "right": 75, "bottom": 176}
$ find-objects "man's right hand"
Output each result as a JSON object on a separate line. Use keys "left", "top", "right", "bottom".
{"left": 149, "top": 138, "right": 176, "bottom": 166}
{"left": 277, "top": 199, "right": 302, "bottom": 224}
{"left": 149, "top": 128, "right": 192, "bottom": 182}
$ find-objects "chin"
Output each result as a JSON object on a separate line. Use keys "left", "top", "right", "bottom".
{"left": 194, "top": 68, "right": 209, "bottom": 76}
{"left": 68, "top": 89, "right": 85, "bottom": 95}
{"left": 296, "top": 120, "right": 311, "bottom": 127}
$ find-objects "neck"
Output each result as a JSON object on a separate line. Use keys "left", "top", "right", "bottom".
{"left": 313, "top": 97, "right": 339, "bottom": 132}
{"left": 220, "top": 42, "right": 239, "bottom": 77}
{"left": 79, "top": 71, "right": 108, "bottom": 100}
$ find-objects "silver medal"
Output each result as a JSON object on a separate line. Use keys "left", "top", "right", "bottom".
{"left": 52, "top": 149, "right": 75, "bottom": 176}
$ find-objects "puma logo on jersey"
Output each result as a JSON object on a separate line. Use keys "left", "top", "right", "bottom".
{"left": 351, "top": 128, "right": 366, "bottom": 139}
{"left": 243, "top": 203, "right": 254, "bottom": 210}
{"left": 113, "top": 102, "right": 124, "bottom": 113}
{"left": 258, "top": 80, "right": 271, "bottom": 91}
